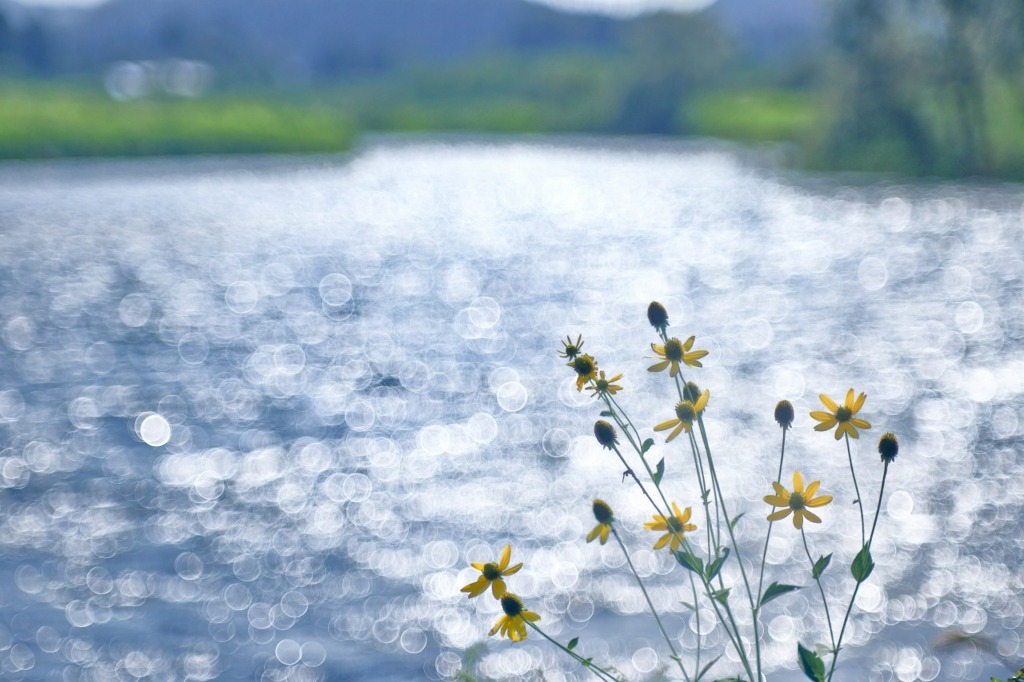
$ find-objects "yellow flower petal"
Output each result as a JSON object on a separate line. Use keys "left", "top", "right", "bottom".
{"left": 767, "top": 508, "right": 792, "bottom": 522}
{"left": 819, "top": 393, "right": 839, "bottom": 412}
{"left": 806, "top": 495, "right": 832, "bottom": 508}
{"left": 499, "top": 544, "right": 511, "bottom": 570}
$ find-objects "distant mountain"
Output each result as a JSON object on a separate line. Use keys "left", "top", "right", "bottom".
{"left": 3, "top": 0, "right": 826, "bottom": 79}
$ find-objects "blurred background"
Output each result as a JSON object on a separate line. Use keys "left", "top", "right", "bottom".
{"left": 1, "top": 0, "right": 1023, "bottom": 177}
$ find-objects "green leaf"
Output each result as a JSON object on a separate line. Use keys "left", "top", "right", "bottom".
{"left": 760, "top": 582, "right": 801, "bottom": 607}
{"left": 851, "top": 544, "right": 875, "bottom": 583}
{"left": 679, "top": 601, "right": 696, "bottom": 612}
{"left": 641, "top": 438, "right": 654, "bottom": 454}
{"left": 652, "top": 458, "right": 665, "bottom": 485}
{"left": 797, "top": 642, "right": 826, "bottom": 682}
{"left": 706, "top": 547, "right": 731, "bottom": 581}
{"left": 599, "top": 411, "right": 613, "bottom": 417}
{"left": 673, "top": 548, "right": 704, "bottom": 576}
{"left": 812, "top": 553, "right": 833, "bottom": 580}
{"left": 694, "top": 654, "right": 722, "bottom": 681}
{"left": 582, "top": 657, "right": 592, "bottom": 667}
{"left": 567, "top": 637, "right": 578, "bottom": 651}
{"left": 729, "top": 512, "right": 745, "bottom": 531}
{"left": 712, "top": 588, "right": 730, "bottom": 604}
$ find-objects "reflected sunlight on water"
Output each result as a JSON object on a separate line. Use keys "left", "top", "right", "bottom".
{"left": 0, "top": 140, "right": 1022, "bottom": 681}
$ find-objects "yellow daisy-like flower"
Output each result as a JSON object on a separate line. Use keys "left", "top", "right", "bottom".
{"left": 460, "top": 544, "right": 523, "bottom": 599}
{"left": 586, "top": 370, "right": 623, "bottom": 397}
{"left": 559, "top": 334, "right": 584, "bottom": 361}
{"left": 653, "top": 389, "right": 709, "bottom": 442}
{"left": 763, "top": 471, "right": 833, "bottom": 530}
{"left": 586, "top": 499, "right": 614, "bottom": 545}
{"left": 644, "top": 501, "right": 697, "bottom": 551}
{"left": 810, "top": 389, "right": 871, "bottom": 440}
{"left": 489, "top": 594, "right": 541, "bottom": 642}
{"left": 569, "top": 354, "right": 598, "bottom": 392}
{"left": 648, "top": 336, "right": 709, "bottom": 377}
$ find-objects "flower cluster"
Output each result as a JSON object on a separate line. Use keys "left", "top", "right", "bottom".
{"left": 460, "top": 544, "right": 539, "bottom": 641}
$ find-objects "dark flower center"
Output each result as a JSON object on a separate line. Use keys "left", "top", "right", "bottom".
{"left": 664, "top": 339, "right": 684, "bottom": 362}
{"left": 667, "top": 516, "right": 686, "bottom": 533}
{"left": 573, "top": 355, "right": 595, "bottom": 376}
{"left": 592, "top": 499, "right": 614, "bottom": 524}
{"left": 674, "top": 401, "right": 696, "bottom": 423}
{"left": 500, "top": 594, "right": 524, "bottom": 617}
{"left": 482, "top": 563, "right": 502, "bottom": 580}
{"left": 789, "top": 493, "right": 806, "bottom": 511}
{"left": 683, "top": 382, "right": 701, "bottom": 402}
{"left": 835, "top": 406, "right": 852, "bottom": 422}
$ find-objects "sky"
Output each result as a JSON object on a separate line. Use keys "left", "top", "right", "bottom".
{"left": 14, "top": 0, "right": 717, "bottom": 16}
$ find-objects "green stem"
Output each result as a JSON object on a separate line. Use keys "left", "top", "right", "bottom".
{"left": 754, "top": 426, "right": 789, "bottom": 682}
{"left": 844, "top": 433, "right": 866, "bottom": 547}
{"left": 826, "top": 460, "right": 890, "bottom": 681}
{"left": 612, "top": 528, "right": 691, "bottom": 682}
{"left": 527, "top": 622, "right": 620, "bottom": 682}
{"left": 801, "top": 526, "right": 836, "bottom": 651}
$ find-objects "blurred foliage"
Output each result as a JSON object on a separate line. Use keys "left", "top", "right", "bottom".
{"left": 0, "top": 80, "right": 356, "bottom": 158}
{"left": 0, "top": 0, "right": 1022, "bottom": 179}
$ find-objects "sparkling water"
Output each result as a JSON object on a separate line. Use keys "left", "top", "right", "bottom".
{"left": 0, "top": 140, "right": 1022, "bottom": 681}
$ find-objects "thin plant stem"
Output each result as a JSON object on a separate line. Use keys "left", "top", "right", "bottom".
{"left": 754, "top": 426, "right": 789, "bottom": 682}
{"left": 610, "top": 443, "right": 664, "bottom": 518}
{"left": 687, "top": 429, "right": 715, "bottom": 555}
{"left": 801, "top": 526, "right": 836, "bottom": 651}
{"left": 527, "top": 622, "right": 620, "bottom": 682}
{"left": 844, "top": 433, "right": 866, "bottom": 547}
{"left": 826, "top": 460, "right": 891, "bottom": 682}
{"left": 611, "top": 527, "right": 691, "bottom": 682}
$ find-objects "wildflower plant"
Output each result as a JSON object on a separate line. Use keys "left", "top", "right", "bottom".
{"left": 459, "top": 302, "right": 905, "bottom": 681}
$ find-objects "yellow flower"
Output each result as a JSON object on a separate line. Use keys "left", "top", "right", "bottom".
{"left": 489, "top": 594, "right": 541, "bottom": 642}
{"left": 648, "top": 336, "right": 709, "bottom": 377}
{"left": 586, "top": 499, "right": 614, "bottom": 545}
{"left": 653, "top": 389, "right": 709, "bottom": 442}
{"left": 569, "top": 354, "right": 598, "bottom": 392}
{"left": 810, "top": 389, "right": 871, "bottom": 440}
{"left": 559, "top": 334, "right": 584, "bottom": 361}
{"left": 644, "top": 502, "right": 697, "bottom": 551}
{"left": 763, "top": 471, "right": 833, "bottom": 529}
{"left": 460, "top": 544, "right": 523, "bottom": 599}
{"left": 586, "top": 370, "right": 623, "bottom": 397}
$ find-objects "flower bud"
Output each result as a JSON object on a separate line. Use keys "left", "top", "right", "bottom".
{"left": 774, "top": 400, "right": 795, "bottom": 429}
{"left": 878, "top": 432, "right": 899, "bottom": 463}
{"left": 647, "top": 301, "right": 669, "bottom": 333}
{"left": 592, "top": 499, "right": 614, "bottom": 524}
{"left": 593, "top": 420, "right": 618, "bottom": 449}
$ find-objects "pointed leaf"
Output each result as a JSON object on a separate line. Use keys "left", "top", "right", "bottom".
{"left": 567, "top": 637, "right": 578, "bottom": 651}
{"left": 706, "top": 547, "right": 731, "bottom": 581}
{"left": 641, "top": 438, "right": 654, "bottom": 454}
{"left": 760, "top": 582, "right": 801, "bottom": 607}
{"left": 582, "top": 657, "right": 592, "bottom": 667}
{"left": 694, "top": 654, "right": 722, "bottom": 681}
{"left": 599, "top": 410, "right": 613, "bottom": 417}
{"left": 851, "top": 544, "right": 875, "bottom": 583}
{"left": 797, "top": 642, "right": 826, "bottom": 682}
{"left": 679, "top": 601, "right": 697, "bottom": 612}
{"left": 729, "top": 512, "right": 746, "bottom": 531}
{"left": 673, "top": 548, "right": 704, "bottom": 576}
{"left": 712, "top": 588, "right": 730, "bottom": 604}
{"left": 652, "top": 458, "right": 665, "bottom": 485}
{"left": 812, "top": 553, "right": 833, "bottom": 580}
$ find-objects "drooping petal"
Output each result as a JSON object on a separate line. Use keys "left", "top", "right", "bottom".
{"left": 801, "top": 509, "right": 822, "bottom": 524}
{"left": 461, "top": 576, "right": 489, "bottom": 597}
{"left": 852, "top": 417, "right": 871, "bottom": 430}
{"left": 653, "top": 533, "right": 671, "bottom": 550}
{"left": 767, "top": 508, "right": 792, "bottom": 522}
{"left": 763, "top": 494, "right": 788, "bottom": 506}
{"left": 489, "top": 615, "right": 508, "bottom": 636}
{"left": 665, "top": 423, "right": 686, "bottom": 442}
{"left": 586, "top": 525, "right": 601, "bottom": 543}
{"left": 599, "top": 525, "right": 610, "bottom": 545}
{"left": 491, "top": 578, "right": 507, "bottom": 598}
{"left": 524, "top": 611, "right": 541, "bottom": 623}
{"left": 645, "top": 517, "right": 667, "bottom": 531}
{"left": 793, "top": 512, "right": 804, "bottom": 529}
{"left": 669, "top": 362, "right": 680, "bottom": 378}
{"left": 813, "top": 417, "right": 838, "bottom": 431}
{"left": 654, "top": 419, "right": 679, "bottom": 432}
{"left": 648, "top": 360, "right": 671, "bottom": 373}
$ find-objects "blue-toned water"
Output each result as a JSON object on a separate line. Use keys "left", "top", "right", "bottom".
{"left": 0, "top": 139, "right": 1022, "bottom": 681}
